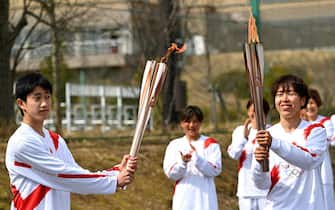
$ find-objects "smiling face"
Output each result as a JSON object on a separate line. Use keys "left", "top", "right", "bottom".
{"left": 274, "top": 85, "right": 306, "bottom": 120}
{"left": 306, "top": 98, "right": 319, "bottom": 121}
{"left": 180, "top": 115, "right": 202, "bottom": 141}
{"left": 17, "top": 86, "right": 52, "bottom": 125}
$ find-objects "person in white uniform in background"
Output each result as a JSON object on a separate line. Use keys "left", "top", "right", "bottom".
{"left": 252, "top": 74, "right": 327, "bottom": 210}
{"left": 228, "top": 99, "right": 270, "bottom": 210}
{"left": 163, "top": 105, "right": 222, "bottom": 210}
{"left": 6, "top": 73, "right": 138, "bottom": 210}
{"left": 331, "top": 115, "right": 335, "bottom": 146}
{"left": 305, "top": 88, "right": 335, "bottom": 210}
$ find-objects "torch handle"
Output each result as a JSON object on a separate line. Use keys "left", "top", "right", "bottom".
{"left": 261, "top": 153, "right": 269, "bottom": 172}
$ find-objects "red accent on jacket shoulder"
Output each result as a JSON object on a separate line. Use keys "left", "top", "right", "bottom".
{"left": 48, "top": 130, "right": 59, "bottom": 151}
{"left": 319, "top": 117, "right": 330, "bottom": 125}
{"left": 304, "top": 123, "right": 324, "bottom": 140}
{"left": 204, "top": 138, "right": 218, "bottom": 149}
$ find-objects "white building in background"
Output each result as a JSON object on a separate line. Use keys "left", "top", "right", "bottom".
{"left": 11, "top": 1, "right": 133, "bottom": 73}
{"left": 10, "top": 1, "right": 142, "bottom": 131}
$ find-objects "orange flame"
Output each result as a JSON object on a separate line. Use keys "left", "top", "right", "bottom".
{"left": 248, "top": 9, "right": 260, "bottom": 44}
{"left": 160, "top": 43, "right": 187, "bottom": 63}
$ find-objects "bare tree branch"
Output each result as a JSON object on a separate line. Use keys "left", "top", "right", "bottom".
{"left": 12, "top": 7, "right": 44, "bottom": 73}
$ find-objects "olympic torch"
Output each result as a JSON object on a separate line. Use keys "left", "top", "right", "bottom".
{"left": 127, "top": 43, "right": 186, "bottom": 166}
{"left": 243, "top": 10, "right": 269, "bottom": 172}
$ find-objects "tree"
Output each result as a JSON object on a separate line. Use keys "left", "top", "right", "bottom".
{"left": 213, "top": 70, "right": 249, "bottom": 121}
{"left": 24, "top": 0, "right": 93, "bottom": 134}
{"left": 0, "top": 0, "right": 29, "bottom": 127}
{"left": 129, "top": 0, "right": 188, "bottom": 127}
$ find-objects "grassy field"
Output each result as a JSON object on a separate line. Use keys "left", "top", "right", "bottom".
{"left": 1, "top": 128, "right": 335, "bottom": 210}
{"left": 0, "top": 129, "right": 239, "bottom": 210}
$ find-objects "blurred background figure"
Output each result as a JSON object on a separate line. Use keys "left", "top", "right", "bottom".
{"left": 163, "top": 105, "right": 222, "bottom": 210}
{"left": 300, "top": 108, "right": 308, "bottom": 121}
{"left": 227, "top": 99, "right": 270, "bottom": 210}
{"left": 305, "top": 88, "right": 335, "bottom": 210}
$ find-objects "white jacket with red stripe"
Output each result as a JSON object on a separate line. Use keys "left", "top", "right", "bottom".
{"left": 314, "top": 115, "right": 334, "bottom": 185}
{"left": 228, "top": 126, "right": 269, "bottom": 198}
{"left": 252, "top": 120, "right": 327, "bottom": 210}
{"left": 5, "top": 123, "right": 119, "bottom": 210}
{"left": 331, "top": 115, "right": 335, "bottom": 146}
{"left": 163, "top": 135, "right": 222, "bottom": 210}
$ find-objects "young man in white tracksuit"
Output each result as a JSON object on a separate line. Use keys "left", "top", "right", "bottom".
{"left": 6, "top": 73, "right": 138, "bottom": 210}
{"left": 305, "top": 88, "right": 335, "bottom": 210}
{"left": 163, "top": 105, "right": 222, "bottom": 210}
{"left": 228, "top": 99, "right": 270, "bottom": 210}
{"left": 252, "top": 74, "right": 327, "bottom": 210}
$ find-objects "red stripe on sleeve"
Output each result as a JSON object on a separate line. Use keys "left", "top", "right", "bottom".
{"left": 106, "top": 165, "right": 120, "bottom": 171}
{"left": 14, "top": 161, "right": 32, "bottom": 168}
{"left": 58, "top": 173, "right": 107, "bottom": 178}
{"left": 238, "top": 150, "right": 247, "bottom": 173}
{"left": 48, "top": 130, "right": 59, "bottom": 151}
{"left": 204, "top": 138, "right": 218, "bottom": 149}
{"left": 292, "top": 142, "right": 317, "bottom": 157}
{"left": 12, "top": 184, "right": 50, "bottom": 210}
{"left": 304, "top": 123, "right": 324, "bottom": 140}
{"left": 168, "top": 162, "right": 178, "bottom": 175}
{"left": 173, "top": 179, "right": 181, "bottom": 196}
{"left": 252, "top": 138, "right": 256, "bottom": 144}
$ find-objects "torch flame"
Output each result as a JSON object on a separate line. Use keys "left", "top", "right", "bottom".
{"left": 248, "top": 9, "right": 260, "bottom": 44}
{"left": 160, "top": 43, "right": 187, "bottom": 63}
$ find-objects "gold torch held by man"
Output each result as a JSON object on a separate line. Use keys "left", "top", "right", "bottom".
{"left": 243, "top": 11, "right": 269, "bottom": 172}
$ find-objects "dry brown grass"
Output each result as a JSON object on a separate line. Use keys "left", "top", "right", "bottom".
{"left": 0, "top": 130, "right": 239, "bottom": 210}
{"left": 1, "top": 130, "right": 334, "bottom": 210}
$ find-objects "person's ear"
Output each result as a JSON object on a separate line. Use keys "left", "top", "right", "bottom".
{"left": 16, "top": 98, "right": 26, "bottom": 112}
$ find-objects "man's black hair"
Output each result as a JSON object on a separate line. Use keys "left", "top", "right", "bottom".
{"left": 179, "top": 105, "right": 204, "bottom": 122}
{"left": 15, "top": 73, "right": 52, "bottom": 115}
{"left": 246, "top": 98, "right": 270, "bottom": 115}
{"left": 271, "top": 74, "right": 309, "bottom": 109}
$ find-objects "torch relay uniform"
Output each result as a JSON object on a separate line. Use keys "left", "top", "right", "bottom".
{"left": 331, "top": 115, "right": 335, "bottom": 146}
{"left": 252, "top": 120, "right": 327, "bottom": 210}
{"left": 228, "top": 126, "right": 268, "bottom": 210}
{"left": 6, "top": 123, "right": 120, "bottom": 210}
{"left": 312, "top": 115, "right": 335, "bottom": 210}
{"left": 163, "top": 135, "right": 222, "bottom": 210}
